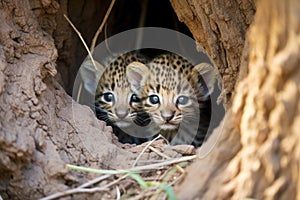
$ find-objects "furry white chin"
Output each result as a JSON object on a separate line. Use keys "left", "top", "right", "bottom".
{"left": 160, "top": 123, "right": 178, "bottom": 130}
{"left": 115, "top": 121, "right": 131, "bottom": 128}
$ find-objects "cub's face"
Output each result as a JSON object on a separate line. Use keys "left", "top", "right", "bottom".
{"left": 95, "top": 66, "right": 141, "bottom": 128}
{"left": 95, "top": 53, "right": 146, "bottom": 128}
{"left": 96, "top": 87, "right": 139, "bottom": 128}
{"left": 143, "top": 66, "right": 198, "bottom": 130}
{"left": 145, "top": 86, "right": 198, "bottom": 130}
{"left": 126, "top": 54, "right": 215, "bottom": 131}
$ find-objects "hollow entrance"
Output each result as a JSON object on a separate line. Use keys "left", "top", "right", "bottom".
{"left": 55, "top": 0, "right": 192, "bottom": 95}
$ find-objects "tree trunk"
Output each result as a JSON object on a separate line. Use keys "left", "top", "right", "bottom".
{"left": 170, "top": 0, "right": 255, "bottom": 103}
{"left": 0, "top": 1, "right": 130, "bottom": 199}
{"left": 171, "top": 0, "right": 300, "bottom": 199}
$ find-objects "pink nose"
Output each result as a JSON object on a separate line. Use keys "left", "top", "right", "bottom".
{"left": 115, "top": 109, "right": 129, "bottom": 119}
{"left": 161, "top": 111, "right": 175, "bottom": 122}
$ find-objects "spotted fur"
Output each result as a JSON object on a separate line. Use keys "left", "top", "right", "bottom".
{"left": 127, "top": 53, "right": 216, "bottom": 147}
{"left": 95, "top": 52, "right": 152, "bottom": 144}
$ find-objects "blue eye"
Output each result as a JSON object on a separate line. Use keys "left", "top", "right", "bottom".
{"left": 103, "top": 92, "right": 114, "bottom": 102}
{"left": 130, "top": 94, "right": 141, "bottom": 103}
{"left": 149, "top": 95, "right": 160, "bottom": 104}
{"left": 176, "top": 96, "right": 189, "bottom": 105}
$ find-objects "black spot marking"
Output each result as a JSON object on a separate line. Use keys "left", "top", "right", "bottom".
{"left": 156, "top": 84, "right": 161, "bottom": 92}
{"left": 176, "top": 84, "right": 181, "bottom": 94}
{"left": 111, "top": 82, "right": 115, "bottom": 90}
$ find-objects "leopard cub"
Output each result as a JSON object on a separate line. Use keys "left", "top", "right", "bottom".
{"left": 94, "top": 52, "right": 152, "bottom": 144}
{"left": 126, "top": 53, "right": 216, "bottom": 147}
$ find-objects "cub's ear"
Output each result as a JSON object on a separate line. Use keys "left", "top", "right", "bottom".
{"left": 192, "top": 62, "right": 216, "bottom": 100}
{"left": 126, "top": 61, "right": 149, "bottom": 94}
{"left": 79, "top": 58, "right": 105, "bottom": 94}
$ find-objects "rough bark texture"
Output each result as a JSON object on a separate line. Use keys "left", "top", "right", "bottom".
{"left": 0, "top": 1, "right": 134, "bottom": 199}
{"left": 174, "top": 0, "right": 300, "bottom": 199}
{"left": 170, "top": 0, "right": 255, "bottom": 103}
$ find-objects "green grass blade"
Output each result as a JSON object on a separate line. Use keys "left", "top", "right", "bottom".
{"left": 159, "top": 183, "right": 178, "bottom": 200}
{"left": 128, "top": 173, "right": 149, "bottom": 189}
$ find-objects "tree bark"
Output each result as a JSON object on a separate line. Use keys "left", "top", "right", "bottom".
{"left": 170, "top": 0, "right": 255, "bottom": 103}
{"left": 0, "top": 1, "right": 130, "bottom": 199}
{"left": 172, "top": 0, "right": 300, "bottom": 199}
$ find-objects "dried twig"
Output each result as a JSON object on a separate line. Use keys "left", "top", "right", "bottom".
{"left": 149, "top": 146, "right": 185, "bottom": 173}
{"left": 132, "top": 134, "right": 163, "bottom": 167}
{"left": 63, "top": 14, "right": 97, "bottom": 102}
{"left": 67, "top": 155, "right": 197, "bottom": 174}
{"left": 41, "top": 174, "right": 128, "bottom": 200}
{"left": 51, "top": 154, "right": 194, "bottom": 200}
{"left": 116, "top": 186, "right": 121, "bottom": 200}
{"left": 102, "top": 174, "right": 129, "bottom": 189}
{"left": 168, "top": 172, "right": 185, "bottom": 186}
{"left": 90, "top": 0, "right": 116, "bottom": 53}
{"left": 40, "top": 187, "right": 109, "bottom": 200}
{"left": 78, "top": 174, "right": 111, "bottom": 188}
{"left": 63, "top": 14, "right": 96, "bottom": 67}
